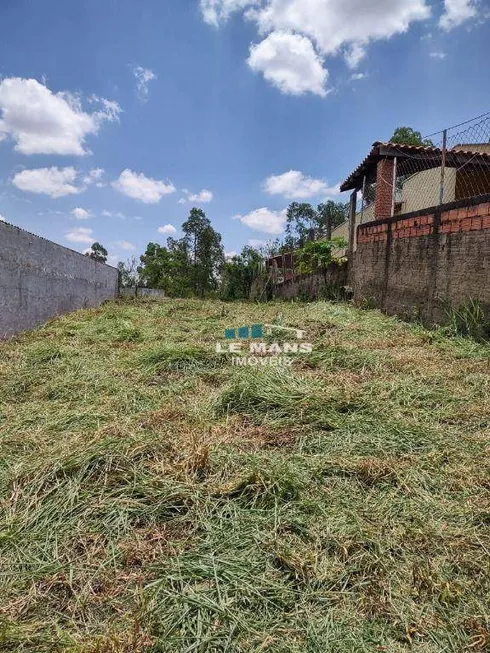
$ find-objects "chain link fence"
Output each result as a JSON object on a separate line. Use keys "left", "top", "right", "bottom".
{"left": 357, "top": 112, "right": 490, "bottom": 222}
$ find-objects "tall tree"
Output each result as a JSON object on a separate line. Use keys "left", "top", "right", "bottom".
{"left": 166, "top": 237, "right": 193, "bottom": 297}
{"left": 220, "top": 246, "right": 263, "bottom": 300}
{"left": 390, "top": 126, "right": 434, "bottom": 147}
{"left": 182, "top": 208, "right": 224, "bottom": 297}
{"left": 85, "top": 242, "right": 108, "bottom": 263}
{"left": 286, "top": 201, "right": 348, "bottom": 247}
{"left": 138, "top": 242, "right": 174, "bottom": 292}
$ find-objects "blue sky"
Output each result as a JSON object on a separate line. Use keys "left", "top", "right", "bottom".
{"left": 0, "top": 0, "right": 488, "bottom": 264}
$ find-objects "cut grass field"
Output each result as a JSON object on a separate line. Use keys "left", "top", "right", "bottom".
{"left": 1, "top": 298, "right": 489, "bottom": 652}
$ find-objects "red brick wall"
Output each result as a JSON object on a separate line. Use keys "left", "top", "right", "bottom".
{"left": 353, "top": 197, "right": 490, "bottom": 323}
{"left": 374, "top": 158, "right": 395, "bottom": 219}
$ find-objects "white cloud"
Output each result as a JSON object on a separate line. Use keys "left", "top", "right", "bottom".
{"left": 439, "top": 0, "right": 477, "bottom": 30}
{"left": 344, "top": 43, "right": 366, "bottom": 69}
{"left": 200, "top": 0, "right": 257, "bottom": 26}
{"left": 350, "top": 72, "right": 368, "bottom": 81}
{"left": 12, "top": 167, "right": 82, "bottom": 198}
{"left": 72, "top": 207, "right": 91, "bottom": 220}
{"left": 65, "top": 226, "right": 94, "bottom": 244}
{"left": 263, "top": 170, "right": 339, "bottom": 199}
{"left": 116, "top": 240, "right": 136, "bottom": 251}
{"left": 0, "top": 77, "right": 121, "bottom": 155}
{"left": 225, "top": 250, "right": 238, "bottom": 259}
{"left": 249, "top": 0, "right": 431, "bottom": 69}
{"left": 204, "top": 0, "right": 432, "bottom": 84}
{"left": 234, "top": 207, "right": 287, "bottom": 234}
{"left": 132, "top": 66, "right": 157, "bottom": 101}
{"left": 83, "top": 167, "right": 105, "bottom": 185}
{"left": 429, "top": 50, "right": 447, "bottom": 58}
{"left": 112, "top": 169, "right": 176, "bottom": 204}
{"left": 102, "top": 210, "right": 125, "bottom": 218}
{"left": 158, "top": 224, "right": 177, "bottom": 235}
{"left": 248, "top": 31, "right": 329, "bottom": 97}
{"left": 0, "top": 214, "right": 5, "bottom": 221}
{"left": 189, "top": 189, "right": 214, "bottom": 202}
{"left": 180, "top": 188, "right": 214, "bottom": 203}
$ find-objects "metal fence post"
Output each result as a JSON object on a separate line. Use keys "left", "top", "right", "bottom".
{"left": 439, "top": 129, "right": 447, "bottom": 206}
{"left": 391, "top": 157, "right": 397, "bottom": 217}
{"left": 348, "top": 189, "right": 357, "bottom": 260}
{"left": 360, "top": 175, "right": 366, "bottom": 223}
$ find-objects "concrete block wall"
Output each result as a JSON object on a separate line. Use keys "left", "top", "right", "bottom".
{"left": 0, "top": 221, "right": 118, "bottom": 338}
{"left": 353, "top": 194, "right": 490, "bottom": 324}
{"left": 272, "top": 264, "right": 348, "bottom": 301}
{"left": 119, "top": 287, "right": 166, "bottom": 299}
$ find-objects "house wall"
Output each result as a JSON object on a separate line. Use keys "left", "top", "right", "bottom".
{"left": 358, "top": 202, "right": 375, "bottom": 225}
{"left": 0, "top": 221, "right": 119, "bottom": 338}
{"left": 331, "top": 220, "right": 349, "bottom": 257}
{"left": 353, "top": 195, "right": 490, "bottom": 323}
{"left": 401, "top": 167, "right": 457, "bottom": 214}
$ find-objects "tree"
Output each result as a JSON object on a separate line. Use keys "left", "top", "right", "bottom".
{"left": 390, "top": 126, "right": 434, "bottom": 147}
{"left": 295, "top": 238, "right": 347, "bottom": 275}
{"left": 137, "top": 209, "right": 224, "bottom": 298}
{"left": 86, "top": 242, "right": 108, "bottom": 263}
{"left": 182, "top": 208, "right": 224, "bottom": 297}
{"left": 166, "top": 237, "right": 193, "bottom": 297}
{"left": 317, "top": 201, "right": 349, "bottom": 239}
{"left": 137, "top": 242, "right": 174, "bottom": 293}
{"left": 219, "top": 246, "right": 263, "bottom": 300}
{"left": 286, "top": 201, "right": 348, "bottom": 247}
{"left": 117, "top": 256, "right": 139, "bottom": 288}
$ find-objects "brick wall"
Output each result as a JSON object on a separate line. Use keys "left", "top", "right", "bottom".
{"left": 374, "top": 158, "right": 395, "bottom": 219}
{"left": 353, "top": 195, "right": 490, "bottom": 323}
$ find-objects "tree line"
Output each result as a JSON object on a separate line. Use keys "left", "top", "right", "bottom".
{"left": 112, "top": 201, "right": 349, "bottom": 300}
{"left": 91, "top": 126, "right": 428, "bottom": 299}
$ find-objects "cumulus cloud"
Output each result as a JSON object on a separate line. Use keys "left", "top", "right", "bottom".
{"left": 0, "top": 78, "right": 121, "bottom": 155}
{"left": 116, "top": 240, "right": 136, "bottom": 251}
{"left": 0, "top": 214, "right": 5, "bottom": 221}
{"left": 263, "top": 170, "right": 339, "bottom": 199}
{"left": 158, "top": 224, "right": 177, "bottom": 235}
{"left": 180, "top": 188, "right": 214, "bottom": 204}
{"left": 132, "top": 66, "right": 157, "bottom": 101}
{"left": 65, "top": 226, "right": 94, "bottom": 244}
{"left": 234, "top": 207, "right": 287, "bottom": 234}
{"left": 12, "top": 167, "right": 82, "bottom": 198}
{"left": 113, "top": 169, "right": 176, "bottom": 204}
{"left": 248, "top": 31, "right": 329, "bottom": 97}
{"left": 439, "top": 0, "right": 478, "bottom": 30}
{"left": 202, "top": 0, "right": 432, "bottom": 90}
{"left": 249, "top": 0, "right": 431, "bottom": 68}
{"left": 72, "top": 207, "right": 91, "bottom": 220}
{"left": 225, "top": 250, "right": 238, "bottom": 260}
{"left": 200, "top": 0, "right": 257, "bottom": 26}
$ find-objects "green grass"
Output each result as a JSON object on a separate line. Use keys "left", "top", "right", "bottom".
{"left": 0, "top": 298, "right": 489, "bottom": 652}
